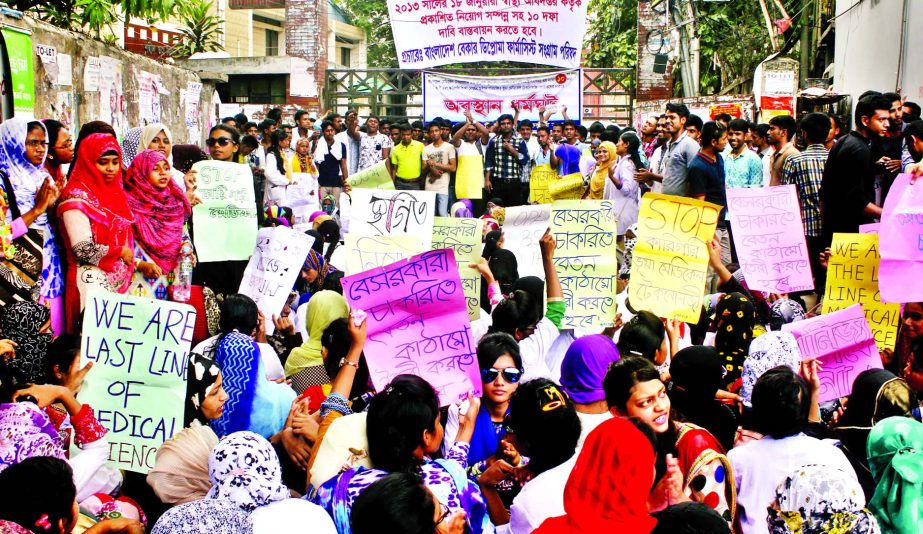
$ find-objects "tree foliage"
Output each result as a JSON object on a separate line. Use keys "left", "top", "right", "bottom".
{"left": 583, "top": 0, "right": 637, "bottom": 70}
{"left": 694, "top": 1, "right": 776, "bottom": 95}
{"left": 27, "top": 0, "right": 189, "bottom": 36}
{"left": 332, "top": 0, "right": 397, "bottom": 68}
{"left": 172, "top": 0, "right": 224, "bottom": 57}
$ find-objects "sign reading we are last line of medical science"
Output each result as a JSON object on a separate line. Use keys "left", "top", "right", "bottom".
{"left": 422, "top": 70, "right": 582, "bottom": 123}
{"left": 388, "top": 0, "right": 589, "bottom": 69}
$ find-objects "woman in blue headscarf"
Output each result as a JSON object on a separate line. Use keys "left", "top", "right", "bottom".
{"left": 0, "top": 118, "right": 64, "bottom": 333}
{"left": 210, "top": 331, "right": 295, "bottom": 439}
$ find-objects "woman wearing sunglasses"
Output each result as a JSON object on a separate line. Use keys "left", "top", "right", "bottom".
{"left": 193, "top": 125, "right": 251, "bottom": 297}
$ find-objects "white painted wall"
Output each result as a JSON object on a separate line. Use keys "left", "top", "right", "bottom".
{"left": 833, "top": 0, "right": 923, "bottom": 113}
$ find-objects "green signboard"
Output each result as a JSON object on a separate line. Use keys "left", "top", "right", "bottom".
{"left": 1, "top": 26, "right": 35, "bottom": 117}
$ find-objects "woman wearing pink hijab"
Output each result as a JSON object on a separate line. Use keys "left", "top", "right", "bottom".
{"left": 122, "top": 149, "right": 192, "bottom": 300}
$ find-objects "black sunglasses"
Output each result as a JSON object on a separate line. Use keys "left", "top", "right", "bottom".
{"left": 206, "top": 137, "right": 233, "bottom": 147}
{"left": 481, "top": 367, "right": 523, "bottom": 384}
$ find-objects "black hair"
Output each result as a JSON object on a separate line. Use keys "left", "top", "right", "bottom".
{"left": 380, "top": 118, "right": 392, "bottom": 128}
{"left": 576, "top": 125, "right": 588, "bottom": 139}
{"left": 213, "top": 294, "right": 259, "bottom": 355}
{"left": 0, "top": 457, "right": 76, "bottom": 534}
{"left": 321, "top": 120, "right": 336, "bottom": 133}
{"left": 266, "top": 107, "right": 283, "bottom": 122}
{"left": 351, "top": 472, "right": 436, "bottom": 534}
{"left": 42, "top": 120, "right": 66, "bottom": 161}
{"left": 768, "top": 115, "right": 797, "bottom": 141}
{"left": 496, "top": 114, "right": 514, "bottom": 125}
{"left": 727, "top": 118, "right": 749, "bottom": 133}
{"left": 699, "top": 121, "right": 726, "bottom": 147}
{"left": 243, "top": 121, "right": 258, "bottom": 132}
{"left": 45, "top": 334, "right": 81, "bottom": 385}
{"left": 588, "top": 121, "right": 605, "bottom": 133}
{"left": 882, "top": 91, "right": 902, "bottom": 105}
{"left": 515, "top": 119, "right": 532, "bottom": 130}
{"left": 489, "top": 290, "right": 540, "bottom": 338}
{"left": 903, "top": 120, "right": 923, "bottom": 147}
{"left": 411, "top": 120, "right": 424, "bottom": 129}
{"left": 259, "top": 119, "right": 276, "bottom": 133}
{"left": 234, "top": 113, "right": 249, "bottom": 127}
{"left": 172, "top": 144, "right": 209, "bottom": 174}
{"left": 321, "top": 318, "right": 370, "bottom": 400}
{"left": 798, "top": 112, "right": 833, "bottom": 145}
{"left": 750, "top": 366, "right": 810, "bottom": 438}
{"left": 209, "top": 124, "right": 241, "bottom": 145}
{"left": 619, "top": 131, "right": 644, "bottom": 173}
{"left": 507, "top": 378, "right": 580, "bottom": 475}
{"left": 26, "top": 121, "right": 44, "bottom": 136}
{"left": 476, "top": 332, "right": 523, "bottom": 371}
{"left": 904, "top": 101, "right": 922, "bottom": 121}
{"left": 68, "top": 121, "right": 117, "bottom": 179}
{"left": 221, "top": 116, "right": 237, "bottom": 126}
{"left": 426, "top": 121, "right": 441, "bottom": 132}
{"left": 366, "top": 374, "right": 440, "bottom": 474}
{"left": 561, "top": 119, "right": 577, "bottom": 130}
{"left": 317, "top": 218, "right": 341, "bottom": 262}
{"left": 326, "top": 112, "right": 342, "bottom": 121}
{"left": 665, "top": 102, "right": 690, "bottom": 118}
{"left": 239, "top": 134, "right": 260, "bottom": 150}
{"left": 685, "top": 114, "right": 704, "bottom": 132}
{"left": 651, "top": 502, "right": 731, "bottom": 534}
{"left": 616, "top": 311, "right": 665, "bottom": 363}
{"left": 322, "top": 270, "right": 345, "bottom": 294}
{"left": 854, "top": 93, "right": 892, "bottom": 127}
{"left": 399, "top": 123, "right": 413, "bottom": 133}
{"left": 603, "top": 356, "right": 661, "bottom": 411}
{"left": 536, "top": 125, "right": 550, "bottom": 135}
{"left": 269, "top": 129, "right": 288, "bottom": 175}
{"left": 715, "top": 113, "right": 733, "bottom": 124}
{"left": 753, "top": 123, "right": 770, "bottom": 139}
{"left": 294, "top": 110, "right": 309, "bottom": 121}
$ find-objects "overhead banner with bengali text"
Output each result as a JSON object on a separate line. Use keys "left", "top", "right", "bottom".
{"left": 423, "top": 69, "right": 582, "bottom": 123}
{"left": 388, "top": 0, "right": 588, "bottom": 69}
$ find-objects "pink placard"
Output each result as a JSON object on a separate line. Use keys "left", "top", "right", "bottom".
{"left": 782, "top": 304, "right": 881, "bottom": 403}
{"left": 340, "top": 249, "right": 481, "bottom": 406}
{"left": 879, "top": 173, "right": 923, "bottom": 302}
{"left": 858, "top": 223, "right": 879, "bottom": 234}
{"left": 726, "top": 185, "right": 814, "bottom": 293}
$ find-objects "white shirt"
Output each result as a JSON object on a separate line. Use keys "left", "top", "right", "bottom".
{"left": 518, "top": 316, "right": 558, "bottom": 382}
{"left": 193, "top": 335, "right": 285, "bottom": 381}
{"left": 507, "top": 454, "right": 578, "bottom": 534}
{"left": 729, "top": 434, "right": 857, "bottom": 534}
{"left": 251, "top": 499, "right": 337, "bottom": 534}
{"left": 575, "top": 410, "right": 612, "bottom": 449}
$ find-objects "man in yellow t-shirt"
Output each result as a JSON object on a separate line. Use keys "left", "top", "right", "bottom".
{"left": 390, "top": 123, "right": 425, "bottom": 190}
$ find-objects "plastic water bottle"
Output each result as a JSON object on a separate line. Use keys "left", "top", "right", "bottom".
{"left": 173, "top": 244, "right": 193, "bottom": 302}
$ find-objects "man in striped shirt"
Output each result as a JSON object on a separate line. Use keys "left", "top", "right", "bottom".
{"left": 781, "top": 112, "right": 830, "bottom": 293}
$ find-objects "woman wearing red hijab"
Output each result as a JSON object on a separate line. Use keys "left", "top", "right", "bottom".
{"left": 534, "top": 416, "right": 658, "bottom": 534}
{"left": 123, "top": 149, "right": 193, "bottom": 300}
{"left": 57, "top": 133, "right": 136, "bottom": 332}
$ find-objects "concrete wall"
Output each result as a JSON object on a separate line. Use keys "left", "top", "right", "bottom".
{"left": 636, "top": 0, "right": 674, "bottom": 102}
{"left": 8, "top": 13, "right": 219, "bottom": 145}
{"left": 833, "top": 0, "right": 923, "bottom": 111}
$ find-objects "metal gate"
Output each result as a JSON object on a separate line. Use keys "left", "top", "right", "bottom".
{"left": 324, "top": 67, "right": 634, "bottom": 125}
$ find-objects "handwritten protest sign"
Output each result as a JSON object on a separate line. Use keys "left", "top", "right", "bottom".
{"left": 629, "top": 194, "right": 720, "bottom": 323}
{"left": 239, "top": 227, "right": 315, "bottom": 336}
{"left": 345, "top": 233, "right": 425, "bottom": 275}
{"left": 548, "top": 172, "right": 584, "bottom": 201}
{"left": 726, "top": 185, "right": 813, "bottom": 293}
{"left": 287, "top": 172, "right": 320, "bottom": 224}
{"left": 503, "top": 204, "right": 551, "bottom": 279}
{"left": 551, "top": 200, "right": 618, "bottom": 329}
{"left": 348, "top": 160, "right": 395, "bottom": 190}
{"left": 349, "top": 189, "right": 437, "bottom": 250}
{"left": 432, "top": 217, "right": 483, "bottom": 320}
{"left": 879, "top": 173, "right": 923, "bottom": 302}
{"left": 79, "top": 291, "right": 196, "bottom": 473}
{"left": 422, "top": 70, "right": 582, "bottom": 123}
{"left": 191, "top": 160, "right": 258, "bottom": 262}
{"left": 389, "top": 3, "right": 588, "bottom": 69}
{"left": 822, "top": 233, "right": 900, "bottom": 351}
{"left": 341, "top": 250, "right": 481, "bottom": 406}
{"left": 783, "top": 304, "right": 881, "bottom": 403}
{"left": 530, "top": 164, "right": 555, "bottom": 204}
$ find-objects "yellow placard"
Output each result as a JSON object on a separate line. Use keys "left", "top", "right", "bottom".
{"left": 455, "top": 153, "right": 484, "bottom": 200}
{"left": 628, "top": 193, "right": 720, "bottom": 323}
{"left": 529, "top": 164, "right": 555, "bottom": 204}
{"left": 348, "top": 160, "right": 395, "bottom": 189}
{"left": 822, "top": 233, "right": 900, "bottom": 351}
{"left": 432, "top": 217, "right": 484, "bottom": 320}
{"left": 551, "top": 200, "right": 619, "bottom": 329}
{"left": 548, "top": 172, "right": 584, "bottom": 200}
